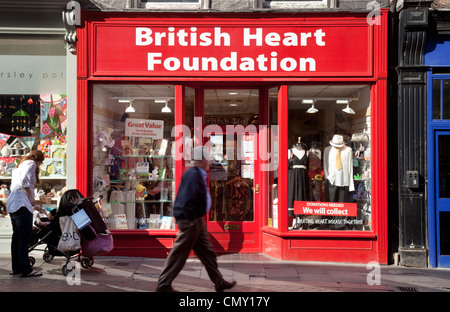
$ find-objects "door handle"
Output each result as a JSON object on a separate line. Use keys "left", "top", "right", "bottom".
{"left": 252, "top": 184, "right": 260, "bottom": 194}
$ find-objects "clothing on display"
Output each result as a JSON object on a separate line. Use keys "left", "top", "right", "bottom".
{"left": 323, "top": 134, "right": 355, "bottom": 194}
{"left": 288, "top": 139, "right": 309, "bottom": 215}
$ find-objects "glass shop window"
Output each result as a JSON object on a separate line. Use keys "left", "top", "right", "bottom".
{"left": 92, "top": 84, "right": 175, "bottom": 230}
{"left": 432, "top": 79, "right": 450, "bottom": 120}
{"left": 287, "top": 85, "right": 372, "bottom": 231}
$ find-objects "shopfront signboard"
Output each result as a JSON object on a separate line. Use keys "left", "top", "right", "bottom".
{"left": 92, "top": 19, "right": 373, "bottom": 77}
{"left": 0, "top": 55, "right": 66, "bottom": 94}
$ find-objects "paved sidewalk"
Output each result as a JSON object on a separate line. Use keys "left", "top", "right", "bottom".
{"left": 1, "top": 252, "right": 450, "bottom": 293}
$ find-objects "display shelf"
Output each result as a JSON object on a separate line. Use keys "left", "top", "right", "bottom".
{"left": 95, "top": 136, "right": 175, "bottom": 230}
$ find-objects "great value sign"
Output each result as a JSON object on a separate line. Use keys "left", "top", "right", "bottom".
{"left": 93, "top": 20, "right": 373, "bottom": 77}
{"left": 125, "top": 118, "right": 164, "bottom": 139}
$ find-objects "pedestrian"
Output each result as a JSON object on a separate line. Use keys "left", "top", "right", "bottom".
{"left": 7, "top": 150, "right": 45, "bottom": 277}
{"left": 156, "top": 145, "right": 236, "bottom": 292}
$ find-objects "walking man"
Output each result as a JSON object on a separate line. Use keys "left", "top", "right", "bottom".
{"left": 156, "top": 146, "right": 236, "bottom": 292}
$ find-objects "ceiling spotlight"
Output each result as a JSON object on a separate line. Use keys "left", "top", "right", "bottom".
{"left": 302, "top": 99, "right": 318, "bottom": 114}
{"left": 342, "top": 104, "right": 355, "bottom": 114}
{"left": 125, "top": 100, "right": 135, "bottom": 113}
{"left": 336, "top": 99, "right": 355, "bottom": 114}
{"left": 306, "top": 103, "right": 319, "bottom": 114}
{"left": 161, "top": 102, "right": 171, "bottom": 113}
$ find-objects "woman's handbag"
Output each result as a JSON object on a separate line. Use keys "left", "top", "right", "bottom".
{"left": 57, "top": 216, "right": 81, "bottom": 251}
{"left": 81, "top": 225, "right": 114, "bottom": 257}
{"left": 71, "top": 207, "right": 92, "bottom": 230}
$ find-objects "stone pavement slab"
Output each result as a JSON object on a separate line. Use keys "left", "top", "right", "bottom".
{"left": 1, "top": 253, "right": 450, "bottom": 294}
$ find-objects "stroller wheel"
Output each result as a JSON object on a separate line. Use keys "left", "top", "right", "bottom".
{"left": 43, "top": 252, "right": 54, "bottom": 263}
{"left": 62, "top": 264, "right": 72, "bottom": 276}
{"left": 80, "top": 257, "right": 94, "bottom": 269}
{"left": 28, "top": 256, "right": 35, "bottom": 267}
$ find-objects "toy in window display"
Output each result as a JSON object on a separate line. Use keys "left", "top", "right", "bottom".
{"left": 96, "top": 127, "right": 115, "bottom": 152}
{"left": 0, "top": 161, "right": 7, "bottom": 176}
{"left": 288, "top": 137, "right": 309, "bottom": 229}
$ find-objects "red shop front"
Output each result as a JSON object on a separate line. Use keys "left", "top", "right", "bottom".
{"left": 76, "top": 10, "right": 388, "bottom": 264}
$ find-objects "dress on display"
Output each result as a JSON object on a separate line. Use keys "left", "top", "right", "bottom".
{"left": 288, "top": 148, "right": 309, "bottom": 209}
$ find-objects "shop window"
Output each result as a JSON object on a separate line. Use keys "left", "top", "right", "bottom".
{"left": 287, "top": 85, "right": 371, "bottom": 231}
{"left": 432, "top": 79, "right": 450, "bottom": 120}
{"left": 433, "top": 79, "right": 442, "bottom": 120}
{"left": 0, "top": 94, "right": 68, "bottom": 213}
{"left": 92, "top": 84, "right": 175, "bottom": 230}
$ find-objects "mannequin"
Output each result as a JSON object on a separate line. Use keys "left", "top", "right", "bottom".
{"left": 308, "top": 141, "right": 323, "bottom": 202}
{"left": 323, "top": 134, "right": 355, "bottom": 202}
{"left": 288, "top": 137, "right": 309, "bottom": 229}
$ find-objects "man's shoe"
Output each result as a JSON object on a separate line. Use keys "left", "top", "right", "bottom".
{"left": 215, "top": 280, "right": 237, "bottom": 292}
{"left": 156, "top": 285, "right": 179, "bottom": 292}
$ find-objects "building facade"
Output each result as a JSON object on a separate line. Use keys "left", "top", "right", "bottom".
{"left": 390, "top": 0, "right": 450, "bottom": 268}
{"left": 71, "top": 0, "right": 391, "bottom": 264}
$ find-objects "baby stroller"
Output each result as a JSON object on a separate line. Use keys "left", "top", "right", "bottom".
{"left": 29, "top": 190, "right": 106, "bottom": 275}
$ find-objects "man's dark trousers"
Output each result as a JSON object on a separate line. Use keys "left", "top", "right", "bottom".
{"left": 156, "top": 217, "right": 224, "bottom": 291}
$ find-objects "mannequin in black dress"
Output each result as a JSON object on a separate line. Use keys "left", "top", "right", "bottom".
{"left": 288, "top": 137, "right": 309, "bottom": 229}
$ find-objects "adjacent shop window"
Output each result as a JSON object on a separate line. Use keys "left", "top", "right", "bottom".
{"left": 92, "top": 84, "right": 175, "bottom": 230}
{"left": 287, "top": 85, "right": 372, "bottom": 231}
{"left": 0, "top": 35, "right": 67, "bottom": 224}
{"left": 432, "top": 79, "right": 450, "bottom": 120}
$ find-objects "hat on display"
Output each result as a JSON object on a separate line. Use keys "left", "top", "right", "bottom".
{"left": 329, "top": 134, "right": 345, "bottom": 148}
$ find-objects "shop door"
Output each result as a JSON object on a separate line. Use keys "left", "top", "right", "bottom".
{"left": 435, "top": 131, "right": 450, "bottom": 267}
{"left": 203, "top": 89, "right": 261, "bottom": 253}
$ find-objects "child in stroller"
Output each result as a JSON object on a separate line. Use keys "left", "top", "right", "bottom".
{"left": 28, "top": 190, "right": 96, "bottom": 275}
{"left": 29, "top": 207, "right": 56, "bottom": 250}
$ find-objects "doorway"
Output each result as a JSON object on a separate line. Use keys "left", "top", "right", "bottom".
{"left": 434, "top": 131, "right": 450, "bottom": 266}
{"left": 202, "top": 88, "right": 262, "bottom": 253}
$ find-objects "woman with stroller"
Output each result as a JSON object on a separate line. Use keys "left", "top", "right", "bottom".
{"left": 7, "top": 150, "right": 45, "bottom": 277}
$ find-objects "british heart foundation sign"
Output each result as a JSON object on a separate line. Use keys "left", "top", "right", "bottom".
{"left": 93, "top": 18, "right": 373, "bottom": 77}
{"left": 294, "top": 201, "right": 357, "bottom": 217}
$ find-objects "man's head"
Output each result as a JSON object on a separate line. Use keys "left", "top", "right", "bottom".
{"left": 193, "top": 145, "right": 213, "bottom": 171}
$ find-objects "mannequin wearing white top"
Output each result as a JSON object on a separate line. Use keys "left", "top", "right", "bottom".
{"left": 323, "top": 135, "right": 354, "bottom": 203}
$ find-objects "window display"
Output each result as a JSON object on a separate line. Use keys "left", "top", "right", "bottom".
{"left": 0, "top": 94, "right": 68, "bottom": 214}
{"left": 92, "top": 84, "right": 175, "bottom": 230}
{"left": 287, "top": 85, "right": 371, "bottom": 231}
